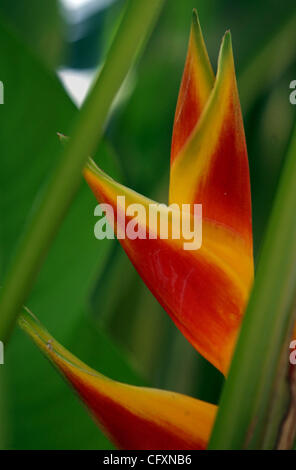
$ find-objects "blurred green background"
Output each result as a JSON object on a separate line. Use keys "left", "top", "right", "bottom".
{"left": 0, "top": 0, "right": 295, "bottom": 449}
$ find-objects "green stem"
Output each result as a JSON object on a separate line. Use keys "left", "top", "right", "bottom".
{"left": 0, "top": 0, "right": 165, "bottom": 343}
{"left": 208, "top": 124, "right": 296, "bottom": 449}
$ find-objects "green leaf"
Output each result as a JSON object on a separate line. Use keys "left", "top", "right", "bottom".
{"left": 209, "top": 124, "right": 296, "bottom": 449}
{"left": 0, "top": 0, "right": 64, "bottom": 68}
{"left": 0, "top": 19, "right": 144, "bottom": 449}
{"left": 0, "top": 0, "right": 166, "bottom": 344}
{"left": 0, "top": 19, "right": 74, "bottom": 275}
{"left": 239, "top": 9, "right": 296, "bottom": 113}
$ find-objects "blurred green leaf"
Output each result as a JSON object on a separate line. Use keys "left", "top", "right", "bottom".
{"left": 0, "top": 19, "right": 144, "bottom": 449}
{"left": 239, "top": 9, "right": 296, "bottom": 113}
{"left": 0, "top": 0, "right": 166, "bottom": 344}
{"left": 0, "top": 21, "right": 73, "bottom": 273}
{"left": 0, "top": 0, "right": 64, "bottom": 68}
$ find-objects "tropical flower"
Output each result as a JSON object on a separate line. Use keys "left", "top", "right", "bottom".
{"left": 19, "top": 11, "right": 253, "bottom": 450}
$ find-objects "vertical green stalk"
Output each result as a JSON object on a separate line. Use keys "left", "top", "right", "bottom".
{"left": 209, "top": 124, "right": 296, "bottom": 449}
{"left": 0, "top": 0, "right": 166, "bottom": 343}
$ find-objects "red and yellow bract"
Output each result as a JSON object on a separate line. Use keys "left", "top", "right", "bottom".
{"left": 20, "top": 309, "right": 216, "bottom": 450}
{"left": 20, "top": 11, "right": 254, "bottom": 450}
{"left": 84, "top": 13, "right": 253, "bottom": 375}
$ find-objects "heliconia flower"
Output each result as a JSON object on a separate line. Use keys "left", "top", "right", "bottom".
{"left": 84, "top": 11, "right": 254, "bottom": 375}
{"left": 19, "top": 308, "right": 216, "bottom": 450}
{"left": 20, "top": 11, "right": 254, "bottom": 451}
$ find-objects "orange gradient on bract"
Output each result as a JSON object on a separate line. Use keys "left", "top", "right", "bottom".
{"left": 19, "top": 12, "right": 255, "bottom": 452}
{"left": 19, "top": 310, "right": 216, "bottom": 450}
{"left": 83, "top": 14, "right": 253, "bottom": 376}
{"left": 171, "top": 13, "right": 214, "bottom": 163}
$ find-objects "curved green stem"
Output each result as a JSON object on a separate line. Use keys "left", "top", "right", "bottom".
{"left": 209, "top": 123, "right": 296, "bottom": 449}
{"left": 0, "top": 0, "right": 165, "bottom": 343}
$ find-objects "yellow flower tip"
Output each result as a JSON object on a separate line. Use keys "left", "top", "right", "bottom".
{"left": 191, "top": 10, "right": 205, "bottom": 51}
{"left": 218, "top": 29, "right": 234, "bottom": 70}
{"left": 212, "top": 29, "right": 236, "bottom": 95}
{"left": 19, "top": 307, "right": 49, "bottom": 344}
{"left": 192, "top": 8, "right": 199, "bottom": 28}
{"left": 84, "top": 158, "right": 112, "bottom": 186}
{"left": 86, "top": 157, "right": 100, "bottom": 175}
{"left": 190, "top": 9, "right": 214, "bottom": 79}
